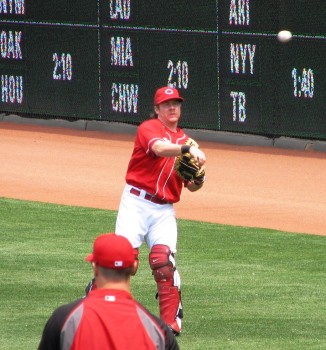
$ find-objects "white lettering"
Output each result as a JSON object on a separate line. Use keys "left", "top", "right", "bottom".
{"left": 292, "top": 67, "right": 314, "bottom": 99}
{"left": 1, "top": 74, "right": 23, "bottom": 104}
{"left": 229, "top": 0, "right": 250, "bottom": 26}
{"left": 230, "top": 43, "right": 240, "bottom": 73}
{"left": 230, "top": 91, "right": 246, "bottom": 122}
{"left": 247, "top": 44, "right": 256, "bottom": 74}
{"left": 230, "top": 43, "right": 256, "bottom": 74}
{"left": 0, "top": 30, "right": 22, "bottom": 59}
{"left": 110, "top": 0, "right": 130, "bottom": 20}
{"left": 111, "top": 37, "right": 133, "bottom": 67}
{"left": 0, "top": 0, "right": 25, "bottom": 14}
{"left": 111, "top": 83, "right": 138, "bottom": 113}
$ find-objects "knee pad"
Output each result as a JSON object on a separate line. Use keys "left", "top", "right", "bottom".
{"left": 149, "top": 244, "right": 175, "bottom": 283}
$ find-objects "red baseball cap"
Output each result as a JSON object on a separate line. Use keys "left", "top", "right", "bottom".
{"left": 85, "top": 233, "right": 135, "bottom": 269}
{"left": 154, "top": 86, "right": 184, "bottom": 105}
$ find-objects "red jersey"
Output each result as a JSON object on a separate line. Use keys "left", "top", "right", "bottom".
{"left": 38, "top": 289, "right": 179, "bottom": 350}
{"left": 126, "top": 118, "right": 188, "bottom": 203}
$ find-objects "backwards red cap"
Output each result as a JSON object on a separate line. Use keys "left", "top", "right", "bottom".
{"left": 85, "top": 233, "right": 135, "bottom": 269}
{"left": 154, "top": 86, "right": 184, "bottom": 105}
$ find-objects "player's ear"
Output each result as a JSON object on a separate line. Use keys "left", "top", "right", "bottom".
{"left": 92, "top": 262, "right": 99, "bottom": 277}
{"left": 154, "top": 105, "right": 159, "bottom": 114}
{"left": 131, "top": 260, "right": 139, "bottom": 276}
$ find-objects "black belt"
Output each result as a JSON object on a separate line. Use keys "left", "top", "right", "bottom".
{"left": 130, "top": 188, "right": 170, "bottom": 205}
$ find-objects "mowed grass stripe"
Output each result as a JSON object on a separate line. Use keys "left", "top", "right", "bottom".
{"left": 0, "top": 198, "right": 325, "bottom": 349}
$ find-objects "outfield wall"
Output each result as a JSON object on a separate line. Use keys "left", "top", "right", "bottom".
{"left": 0, "top": 1, "right": 325, "bottom": 140}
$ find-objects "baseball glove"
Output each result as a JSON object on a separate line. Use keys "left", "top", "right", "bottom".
{"left": 174, "top": 138, "right": 206, "bottom": 183}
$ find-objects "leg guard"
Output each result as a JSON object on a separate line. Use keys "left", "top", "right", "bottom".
{"left": 149, "top": 244, "right": 183, "bottom": 335}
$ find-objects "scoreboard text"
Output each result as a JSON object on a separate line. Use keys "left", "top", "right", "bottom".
{"left": 0, "top": 0, "right": 325, "bottom": 139}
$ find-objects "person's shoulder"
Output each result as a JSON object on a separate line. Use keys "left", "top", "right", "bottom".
{"left": 50, "top": 298, "right": 84, "bottom": 323}
{"left": 57, "top": 298, "right": 83, "bottom": 312}
{"left": 137, "top": 118, "right": 162, "bottom": 136}
{"left": 139, "top": 118, "right": 160, "bottom": 128}
{"left": 134, "top": 302, "right": 162, "bottom": 325}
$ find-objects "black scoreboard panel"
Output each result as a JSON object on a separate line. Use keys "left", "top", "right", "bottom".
{"left": 0, "top": 1, "right": 98, "bottom": 24}
{"left": 219, "top": 34, "right": 265, "bottom": 133}
{"left": 280, "top": 1, "right": 326, "bottom": 35}
{"left": 218, "top": 0, "right": 326, "bottom": 138}
{"left": 0, "top": 1, "right": 325, "bottom": 140}
{"left": 0, "top": 23, "right": 99, "bottom": 117}
{"left": 0, "top": 22, "right": 26, "bottom": 113}
{"left": 27, "top": 26, "right": 99, "bottom": 117}
{"left": 219, "top": 0, "right": 279, "bottom": 32}
{"left": 100, "top": 1, "right": 217, "bottom": 30}
{"left": 101, "top": 29, "right": 219, "bottom": 128}
{"left": 269, "top": 39, "right": 326, "bottom": 139}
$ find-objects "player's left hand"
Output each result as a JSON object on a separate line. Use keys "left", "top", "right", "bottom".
{"left": 175, "top": 138, "right": 206, "bottom": 182}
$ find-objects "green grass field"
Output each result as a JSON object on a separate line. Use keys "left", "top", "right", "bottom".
{"left": 1, "top": 197, "right": 325, "bottom": 349}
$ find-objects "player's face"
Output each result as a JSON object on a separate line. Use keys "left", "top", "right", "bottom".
{"left": 155, "top": 99, "right": 182, "bottom": 129}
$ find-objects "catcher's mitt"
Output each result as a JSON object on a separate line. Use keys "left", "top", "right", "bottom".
{"left": 175, "top": 138, "right": 206, "bottom": 183}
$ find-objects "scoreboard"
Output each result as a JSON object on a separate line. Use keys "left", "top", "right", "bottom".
{"left": 0, "top": 1, "right": 325, "bottom": 139}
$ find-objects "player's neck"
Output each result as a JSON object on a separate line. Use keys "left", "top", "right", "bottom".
{"left": 158, "top": 117, "right": 178, "bottom": 132}
{"left": 96, "top": 276, "right": 132, "bottom": 292}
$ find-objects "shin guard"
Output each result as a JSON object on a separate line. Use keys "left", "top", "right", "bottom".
{"left": 149, "top": 244, "right": 183, "bottom": 334}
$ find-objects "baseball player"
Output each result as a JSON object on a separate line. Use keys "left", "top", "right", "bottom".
{"left": 115, "top": 86, "right": 206, "bottom": 335}
{"left": 38, "top": 233, "right": 179, "bottom": 350}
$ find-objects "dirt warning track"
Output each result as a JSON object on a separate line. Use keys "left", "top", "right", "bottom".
{"left": 1, "top": 121, "right": 325, "bottom": 236}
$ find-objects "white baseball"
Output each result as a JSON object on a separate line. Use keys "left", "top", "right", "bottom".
{"left": 277, "top": 30, "right": 292, "bottom": 43}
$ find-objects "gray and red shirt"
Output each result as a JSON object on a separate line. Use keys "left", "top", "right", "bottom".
{"left": 38, "top": 289, "right": 179, "bottom": 350}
